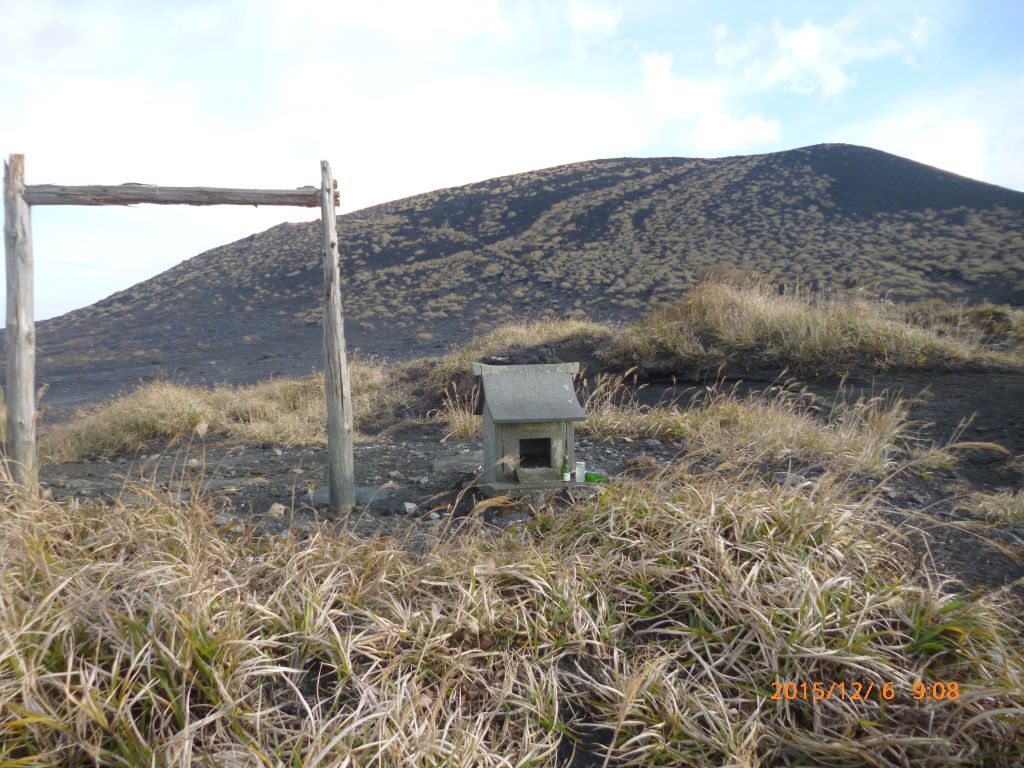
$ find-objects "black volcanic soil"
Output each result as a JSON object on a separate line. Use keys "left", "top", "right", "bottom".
{"left": 38, "top": 369, "right": 1024, "bottom": 601}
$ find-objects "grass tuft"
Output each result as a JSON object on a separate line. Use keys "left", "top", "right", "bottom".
{"left": 957, "top": 489, "right": 1024, "bottom": 527}
{"left": 41, "top": 361, "right": 409, "bottom": 462}
{"left": 583, "top": 373, "right": 926, "bottom": 474}
{"left": 429, "top": 382, "right": 481, "bottom": 442}
{"left": 605, "top": 276, "right": 1023, "bottom": 375}
{"left": 425, "top": 316, "right": 610, "bottom": 396}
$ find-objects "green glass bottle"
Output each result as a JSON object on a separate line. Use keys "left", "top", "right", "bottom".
{"left": 561, "top": 454, "right": 571, "bottom": 481}
{"left": 584, "top": 470, "right": 609, "bottom": 483}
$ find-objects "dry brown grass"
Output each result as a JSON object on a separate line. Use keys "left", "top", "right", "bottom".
{"left": 41, "top": 361, "right": 409, "bottom": 462}
{"left": 426, "top": 316, "right": 610, "bottom": 395}
{"left": 429, "top": 382, "right": 481, "bottom": 442}
{"left": 580, "top": 373, "right": 927, "bottom": 474}
{"left": 905, "top": 300, "right": 1024, "bottom": 350}
{"left": 605, "top": 277, "right": 1023, "bottom": 375}
{"left": 956, "top": 489, "right": 1024, "bottom": 527}
{"left": 1, "top": 464, "right": 1021, "bottom": 765}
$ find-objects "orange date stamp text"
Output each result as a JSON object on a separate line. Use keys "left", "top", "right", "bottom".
{"left": 770, "top": 680, "right": 960, "bottom": 702}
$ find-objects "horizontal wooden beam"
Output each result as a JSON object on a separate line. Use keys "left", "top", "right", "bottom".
{"left": 23, "top": 183, "right": 338, "bottom": 207}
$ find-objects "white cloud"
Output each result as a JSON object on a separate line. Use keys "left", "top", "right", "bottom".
{"left": 567, "top": 1, "right": 623, "bottom": 57}
{"left": 641, "top": 53, "right": 779, "bottom": 154}
{"left": 843, "top": 111, "right": 985, "bottom": 178}
{"left": 718, "top": 15, "right": 910, "bottom": 98}
{"left": 908, "top": 16, "right": 931, "bottom": 46}
{"left": 265, "top": 0, "right": 514, "bottom": 48}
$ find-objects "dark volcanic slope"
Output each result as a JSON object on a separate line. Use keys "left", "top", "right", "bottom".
{"left": 16, "top": 143, "right": 1024, "bottom": 408}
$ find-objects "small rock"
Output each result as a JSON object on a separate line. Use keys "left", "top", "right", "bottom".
{"left": 273, "top": 447, "right": 283, "bottom": 456}
{"left": 388, "top": 470, "right": 404, "bottom": 480}
{"left": 643, "top": 438, "right": 662, "bottom": 447}
{"left": 370, "top": 475, "right": 383, "bottom": 483}
{"left": 267, "top": 503, "right": 287, "bottom": 518}
{"left": 404, "top": 502, "right": 419, "bottom": 514}
{"left": 291, "top": 468, "right": 303, "bottom": 475}
{"left": 187, "top": 458, "right": 201, "bottom": 468}
{"left": 428, "top": 511, "right": 440, "bottom": 520}
{"left": 416, "top": 476, "right": 430, "bottom": 486}
{"left": 355, "top": 485, "right": 396, "bottom": 504}
{"left": 621, "top": 436, "right": 633, "bottom": 443}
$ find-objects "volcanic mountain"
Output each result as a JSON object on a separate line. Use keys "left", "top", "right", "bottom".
{"left": 11, "top": 143, "right": 1024, "bottom": 413}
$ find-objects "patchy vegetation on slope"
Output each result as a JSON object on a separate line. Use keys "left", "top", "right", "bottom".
{"left": 35, "top": 145, "right": 1024, "bottom": 385}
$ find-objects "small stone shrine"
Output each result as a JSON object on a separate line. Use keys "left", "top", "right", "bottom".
{"left": 472, "top": 362, "right": 585, "bottom": 496}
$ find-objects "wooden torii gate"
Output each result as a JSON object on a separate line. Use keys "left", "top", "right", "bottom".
{"left": 2, "top": 154, "right": 355, "bottom": 514}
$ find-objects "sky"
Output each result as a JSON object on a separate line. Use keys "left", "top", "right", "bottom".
{"left": 2, "top": 0, "right": 1022, "bottom": 320}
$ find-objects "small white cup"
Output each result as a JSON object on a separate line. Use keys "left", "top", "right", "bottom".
{"left": 575, "top": 461, "right": 585, "bottom": 483}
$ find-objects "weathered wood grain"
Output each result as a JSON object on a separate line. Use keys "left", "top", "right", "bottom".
{"left": 319, "top": 161, "right": 355, "bottom": 515}
{"left": 3, "top": 155, "right": 37, "bottom": 490}
{"left": 23, "top": 183, "right": 338, "bottom": 207}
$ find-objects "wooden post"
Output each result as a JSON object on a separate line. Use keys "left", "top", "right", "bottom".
{"left": 3, "top": 155, "right": 36, "bottom": 490}
{"left": 319, "top": 161, "right": 354, "bottom": 515}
